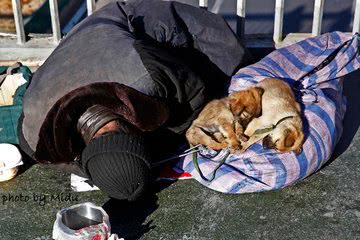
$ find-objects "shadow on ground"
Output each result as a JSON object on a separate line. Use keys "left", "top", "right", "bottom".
{"left": 325, "top": 69, "right": 360, "bottom": 164}
{"left": 102, "top": 180, "right": 173, "bottom": 240}
{"left": 16, "top": 145, "right": 36, "bottom": 176}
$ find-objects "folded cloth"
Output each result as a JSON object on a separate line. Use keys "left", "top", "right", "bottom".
{"left": 177, "top": 32, "right": 360, "bottom": 193}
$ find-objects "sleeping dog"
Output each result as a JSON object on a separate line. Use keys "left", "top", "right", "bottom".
{"left": 241, "top": 78, "right": 304, "bottom": 154}
{"left": 186, "top": 78, "right": 304, "bottom": 155}
{"left": 186, "top": 87, "right": 263, "bottom": 152}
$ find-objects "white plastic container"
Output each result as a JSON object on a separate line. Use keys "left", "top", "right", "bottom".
{"left": 0, "top": 143, "right": 23, "bottom": 182}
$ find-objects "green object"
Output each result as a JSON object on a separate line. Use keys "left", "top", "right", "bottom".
{"left": 253, "top": 116, "right": 295, "bottom": 136}
{"left": 253, "top": 126, "right": 275, "bottom": 135}
{"left": 191, "top": 145, "right": 230, "bottom": 182}
{"left": 0, "top": 65, "right": 32, "bottom": 144}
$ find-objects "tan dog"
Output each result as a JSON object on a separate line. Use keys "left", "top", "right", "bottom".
{"left": 241, "top": 78, "right": 304, "bottom": 154}
{"left": 186, "top": 87, "right": 263, "bottom": 151}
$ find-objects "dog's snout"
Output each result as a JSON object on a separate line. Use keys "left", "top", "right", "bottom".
{"left": 263, "top": 136, "right": 275, "bottom": 150}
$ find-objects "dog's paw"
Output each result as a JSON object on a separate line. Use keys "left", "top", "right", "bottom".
{"left": 228, "top": 147, "right": 239, "bottom": 154}
{"left": 237, "top": 134, "right": 249, "bottom": 142}
{"left": 239, "top": 141, "right": 250, "bottom": 153}
{"left": 228, "top": 143, "right": 242, "bottom": 154}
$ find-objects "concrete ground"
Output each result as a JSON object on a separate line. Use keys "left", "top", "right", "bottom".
{"left": 0, "top": 67, "right": 359, "bottom": 239}
{"left": 0, "top": 1, "right": 359, "bottom": 239}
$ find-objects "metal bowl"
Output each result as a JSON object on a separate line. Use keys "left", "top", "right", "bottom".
{"left": 61, "top": 203, "right": 104, "bottom": 230}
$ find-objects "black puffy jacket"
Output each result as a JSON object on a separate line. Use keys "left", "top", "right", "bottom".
{"left": 19, "top": 0, "right": 251, "bottom": 164}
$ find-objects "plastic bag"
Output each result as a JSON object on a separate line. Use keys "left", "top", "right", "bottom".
{"left": 0, "top": 63, "right": 31, "bottom": 144}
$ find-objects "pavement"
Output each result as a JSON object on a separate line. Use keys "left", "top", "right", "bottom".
{"left": 0, "top": 61, "right": 359, "bottom": 239}
{"left": 0, "top": 1, "right": 359, "bottom": 237}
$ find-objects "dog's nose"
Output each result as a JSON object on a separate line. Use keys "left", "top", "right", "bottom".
{"left": 263, "top": 136, "right": 275, "bottom": 150}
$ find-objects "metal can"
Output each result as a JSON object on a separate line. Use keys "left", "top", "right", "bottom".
{"left": 52, "top": 202, "right": 111, "bottom": 240}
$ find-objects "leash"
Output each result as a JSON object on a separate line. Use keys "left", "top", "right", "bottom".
{"left": 293, "top": 88, "right": 319, "bottom": 104}
{"left": 151, "top": 143, "right": 231, "bottom": 183}
{"left": 154, "top": 115, "right": 295, "bottom": 179}
{"left": 296, "top": 39, "right": 350, "bottom": 84}
{"left": 191, "top": 145, "right": 230, "bottom": 182}
{"left": 150, "top": 144, "right": 202, "bottom": 168}
{"left": 253, "top": 116, "right": 295, "bottom": 135}
{"left": 291, "top": 35, "right": 356, "bottom": 103}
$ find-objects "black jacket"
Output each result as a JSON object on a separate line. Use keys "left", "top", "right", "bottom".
{"left": 19, "top": 0, "right": 251, "bottom": 164}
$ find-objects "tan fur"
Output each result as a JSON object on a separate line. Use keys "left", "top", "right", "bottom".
{"left": 241, "top": 78, "right": 304, "bottom": 154}
{"left": 186, "top": 87, "right": 263, "bottom": 152}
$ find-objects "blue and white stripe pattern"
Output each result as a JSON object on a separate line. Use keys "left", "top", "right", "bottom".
{"left": 177, "top": 32, "right": 359, "bottom": 193}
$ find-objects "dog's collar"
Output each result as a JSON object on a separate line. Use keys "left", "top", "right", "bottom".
{"left": 275, "top": 116, "right": 295, "bottom": 127}
{"left": 253, "top": 116, "right": 295, "bottom": 135}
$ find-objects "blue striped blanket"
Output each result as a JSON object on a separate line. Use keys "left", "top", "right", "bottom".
{"left": 177, "top": 31, "right": 359, "bottom": 193}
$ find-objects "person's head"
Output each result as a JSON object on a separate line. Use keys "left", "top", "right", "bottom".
{"left": 78, "top": 105, "right": 153, "bottom": 201}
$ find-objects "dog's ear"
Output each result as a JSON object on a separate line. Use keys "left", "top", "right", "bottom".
{"left": 254, "top": 87, "right": 264, "bottom": 96}
{"left": 284, "top": 129, "right": 303, "bottom": 155}
{"left": 284, "top": 130, "right": 296, "bottom": 148}
{"left": 228, "top": 97, "right": 244, "bottom": 116}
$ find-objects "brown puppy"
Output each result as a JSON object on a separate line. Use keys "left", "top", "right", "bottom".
{"left": 186, "top": 87, "right": 263, "bottom": 151}
{"left": 241, "top": 78, "right": 304, "bottom": 154}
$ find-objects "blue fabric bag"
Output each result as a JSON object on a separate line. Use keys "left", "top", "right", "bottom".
{"left": 177, "top": 32, "right": 359, "bottom": 193}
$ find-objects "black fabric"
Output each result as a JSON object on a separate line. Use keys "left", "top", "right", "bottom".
{"left": 81, "top": 133, "right": 153, "bottom": 201}
{"left": 134, "top": 40, "right": 207, "bottom": 134}
{"left": 17, "top": 0, "right": 252, "bottom": 202}
{"left": 21, "top": 1, "right": 155, "bottom": 151}
{"left": 21, "top": 0, "right": 251, "bottom": 155}
{"left": 135, "top": 39, "right": 235, "bottom": 133}
{"left": 124, "top": 0, "right": 252, "bottom": 76}
{"left": 17, "top": 112, "right": 34, "bottom": 159}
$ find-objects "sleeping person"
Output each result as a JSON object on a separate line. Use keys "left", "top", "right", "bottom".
{"left": 17, "top": 0, "right": 252, "bottom": 201}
